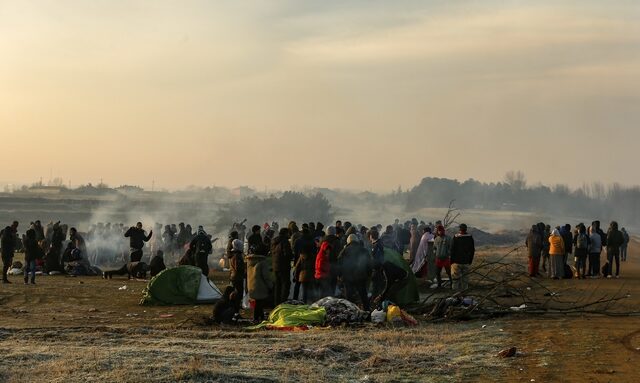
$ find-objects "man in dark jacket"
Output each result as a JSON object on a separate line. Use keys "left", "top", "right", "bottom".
{"left": 525, "top": 225, "right": 543, "bottom": 277}
{"left": 369, "top": 229, "right": 386, "bottom": 300}
{"left": 450, "top": 224, "right": 475, "bottom": 290}
{"left": 124, "top": 222, "right": 153, "bottom": 262}
{"left": 560, "top": 224, "right": 573, "bottom": 266}
{"left": 1, "top": 222, "right": 18, "bottom": 283}
{"left": 337, "top": 234, "right": 372, "bottom": 311}
{"left": 247, "top": 225, "right": 267, "bottom": 255}
{"left": 228, "top": 239, "right": 245, "bottom": 311}
{"left": 606, "top": 221, "right": 624, "bottom": 278}
{"left": 271, "top": 228, "right": 293, "bottom": 306}
{"left": 190, "top": 226, "right": 212, "bottom": 277}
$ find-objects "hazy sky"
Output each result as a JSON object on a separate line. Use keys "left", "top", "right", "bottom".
{"left": 1, "top": 0, "right": 639, "bottom": 191}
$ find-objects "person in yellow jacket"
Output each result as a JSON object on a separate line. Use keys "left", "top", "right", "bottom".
{"left": 549, "top": 229, "right": 566, "bottom": 279}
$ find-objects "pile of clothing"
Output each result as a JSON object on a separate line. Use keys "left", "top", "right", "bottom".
{"left": 311, "top": 297, "right": 369, "bottom": 326}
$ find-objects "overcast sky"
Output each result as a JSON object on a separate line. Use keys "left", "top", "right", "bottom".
{"left": 1, "top": 0, "right": 639, "bottom": 191}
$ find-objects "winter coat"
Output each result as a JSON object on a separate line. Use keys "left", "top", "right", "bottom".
{"left": 23, "top": 237, "right": 44, "bottom": 263}
{"left": 271, "top": 235, "right": 293, "bottom": 273}
{"left": 433, "top": 235, "right": 452, "bottom": 261}
{"left": 589, "top": 232, "right": 602, "bottom": 254}
{"left": 337, "top": 242, "right": 372, "bottom": 283}
{"left": 450, "top": 234, "right": 475, "bottom": 265}
{"left": 572, "top": 232, "right": 590, "bottom": 257}
{"left": 314, "top": 241, "right": 332, "bottom": 280}
{"left": 246, "top": 254, "right": 273, "bottom": 300}
{"left": 549, "top": 235, "right": 565, "bottom": 256}
{"left": 228, "top": 250, "right": 245, "bottom": 282}
{"left": 189, "top": 234, "right": 212, "bottom": 255}
{"left": 526, "top": 229, "right": 543, "bottom": 258}
{"left": 247, "top": 232, "right": 268, "bottom": 255}
{"left": 294, "top": 235, "right": 316, "bottom": 283}
{"left": 1, "top": 227, "right": 16, "bottom": 258}
{"left": 560, "top": 229, "right": 573, "bottom": 255}
{"left": 124, "top": 227, "right": 152, "bottom": 250}
{"left": 606, "top": 228, "right": 624, "bottom": 255}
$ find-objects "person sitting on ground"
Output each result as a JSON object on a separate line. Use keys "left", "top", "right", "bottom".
{"left": 211, "top": 286, "right": 239, "bottom": 325}
{"left": 103, "top": 261, "right": 150, "bottom": 279}
{"left": 149, "top": 250, "right": 166, "bottom": 277}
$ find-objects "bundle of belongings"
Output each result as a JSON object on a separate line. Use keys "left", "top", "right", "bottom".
{"left": 370, "top": 300, "right": 418, "bottom": 326}
{"left": 8, "top": 261, "right": 23, "bottom": 276}
{"left": 247, "top": 303, "right": 326, "bottom": 331}
{"left": 310, "top": 297, "right": 370, "bottom": 327}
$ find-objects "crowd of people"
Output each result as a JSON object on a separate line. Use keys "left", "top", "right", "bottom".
{"left": 525, "top": 220, "right": 630, "bottom": 280}
{"left": 2, "top": 216, "right": 631, "bottom": 325}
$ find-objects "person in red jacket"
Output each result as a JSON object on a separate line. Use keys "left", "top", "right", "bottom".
{"left": 315, "top": 241, "right": 332, "bottom": 298}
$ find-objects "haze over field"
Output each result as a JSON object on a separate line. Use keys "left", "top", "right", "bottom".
{"left": 1, "top": 1, "right": 639, "bottom": 191}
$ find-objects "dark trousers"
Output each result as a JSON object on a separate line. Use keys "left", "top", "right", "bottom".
{"left": 253, "top": 298, "right": 266, "bottom": 322}
{"left": 24, "top": 260, "right": 36, "bottom": 283}
{"left": 528, "top": 256, "right": 541, "bottom": 277}
{"left": 317, "top": 278, "right": 332, "bottom": 299}
{"left": 130, "top": 249, "right": 143, "bottom": 263}
{"left": 343, "top": 280, "right": 370, "bottom": 311}
{"left": 588, "top": 253, "right": 601, "bottom": 276}
{"left": 607, "top": 250, "right": 620, "bottom": 276}
{"left": 2, "top": 256, "right": 11, "bottom": 281}
{"left": 301, "top": 281, "right": 313, "bottom": 303}
{"left": 370, "top": 268, "right": 385, "bottom": 301}
{"left": 274, "top": 271, "right": 291, "bottom": 306}
{"left": 196, "top": 253, "right": 209, "bottom": 277}
{"left": 575, "top": 256, "right": 587, "bottom": 277}
{"left": 293, "top": 280, "right": 301, "bottom": 301}
{"left": 231, "top": 279, "right": 244, "bottom": 312}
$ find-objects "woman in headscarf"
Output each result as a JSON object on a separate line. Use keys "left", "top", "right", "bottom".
{"left": 548, "top": 229, "right": 566, "bottom": 279}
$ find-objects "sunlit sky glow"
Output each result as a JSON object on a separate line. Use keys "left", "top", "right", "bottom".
{"left": 1, "top": 0, "right": 639, "bottom": 191}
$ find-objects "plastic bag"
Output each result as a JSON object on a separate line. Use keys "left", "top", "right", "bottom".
{"left": 242, "top": 294, "right": 250, "bottom": 310}
{"left": 386, "top": 305, "right": 402, "bottom": 323}
{"left": 371, "top": 309, "right": 386, "bottom": 324}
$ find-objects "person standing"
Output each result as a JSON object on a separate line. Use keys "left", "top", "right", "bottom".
{"left": 605, "top": 221, "right": 624, "bottom": 278}
{"left": 124, "top": 222, "right": 153, "bottom": 262}
{"left": 560, "top": 224, "right": 573, "bottom": 267}
{"left": 450, "top": 224, "right": 475, "bottom": 290}
{"left": 189, "top": 226, "right": 212, "bottom": 277}
{"left": 314, "top": 240, "right": 333, "bottom": 299}
{"left": 549, "top": 229, "right": 565, "bottom": 279}
{"left": 337, "top": 234, "right": 372, "bottom": 311}
{"left": 620, "top": 228, "right": 630, "bottom": 262}
{"left": 572, "top": 224, "right": 590, "bottom": 279}
{"left": 433, "top": 225, "right": 453, "bottom": 288}
{"left": 246, "top": 249, "right": 273, "bottom": 323}
{"left": 228, "top": 239, "right": 245, "bottom": 312}
{"left": 368, "top": 229, "right": 386, "bottom": 301}
{"left": 23, "top": 229, "right": 43, "bottom": 285}
{"left": 526, "top": 225, "right": 543, "bottom": 277}
{"left": 271, "top": 228, "right": 292, "bottom": 306}
{"left": 1, "top": 222, "right": 18, "bottom": 284}
{"left": 588, "top": 225, "right": 602, "bottom": 278}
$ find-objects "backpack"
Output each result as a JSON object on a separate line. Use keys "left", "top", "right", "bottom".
{"left": 576, "top": 233, "right": 588, "bottom": 250}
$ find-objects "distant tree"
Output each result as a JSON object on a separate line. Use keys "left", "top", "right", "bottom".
{"left": 504, "top": 170, "right": 526, "bottom": 191}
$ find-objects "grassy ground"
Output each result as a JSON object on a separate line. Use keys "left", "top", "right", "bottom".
{"left": 1, "top": 242, "right": 639, "bottom": 382}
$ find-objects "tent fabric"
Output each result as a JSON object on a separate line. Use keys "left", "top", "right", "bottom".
{"left": 140, "top": 266, "right": 222, "bottom": 306}
{"left": 247, "top": 303, "right": 326, "bottom": 330}
{"left": 383, "top": 248, "right": 420, "bottom": 306}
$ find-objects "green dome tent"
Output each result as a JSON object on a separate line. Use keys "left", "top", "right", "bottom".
{"left": 140, "top": 266, "right": 222, "bottom": 306}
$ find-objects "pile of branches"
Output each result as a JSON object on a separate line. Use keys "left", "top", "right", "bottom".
{"left": 409, "top": 246, "right": 640, "bottom": 322}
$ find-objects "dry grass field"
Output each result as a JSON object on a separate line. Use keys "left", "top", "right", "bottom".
{"left": 1, "top": 241, "right": 639, "bottom": 382}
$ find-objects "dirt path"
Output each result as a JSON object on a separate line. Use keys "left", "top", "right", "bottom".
{"left": 1, "top": 241, "right": 639, "bottom": 382}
